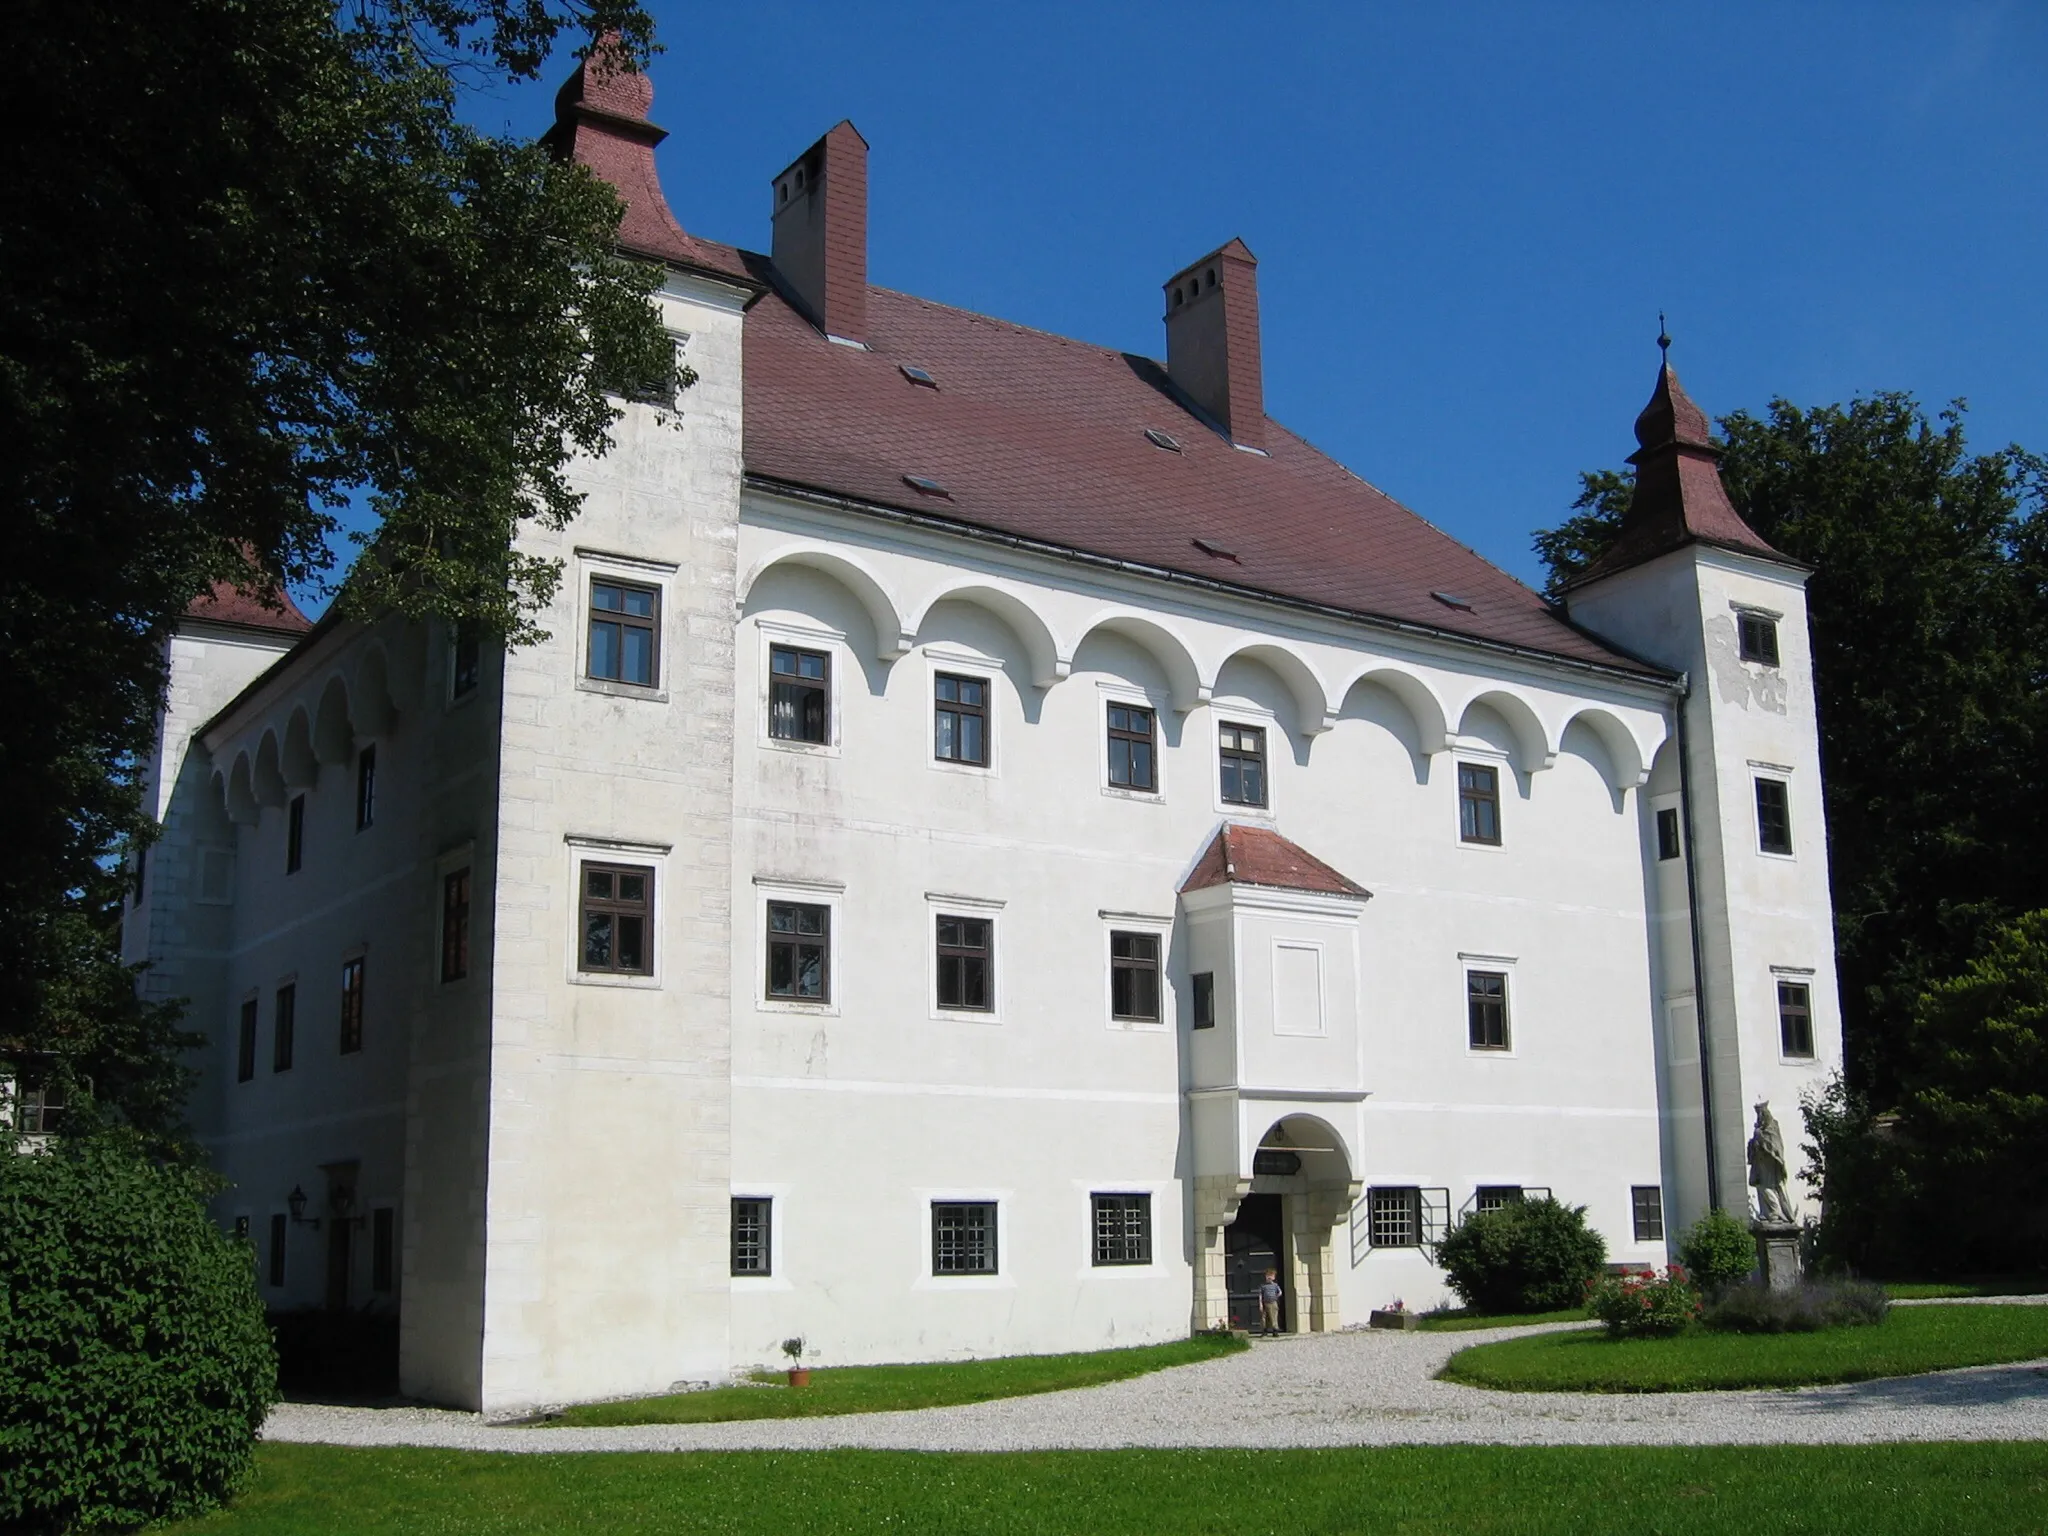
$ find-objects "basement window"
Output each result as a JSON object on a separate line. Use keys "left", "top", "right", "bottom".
{"left": 1144, "top": 427, "right": 1182, "bottom": 452}
{"left": 903, "top": 474, "right": 951, "bottom": 498}
{"left": 899, "top": 364, "right": 939, "bottom": 388}
{"left": 1431, "top": 591, "right": 1475, "bottom": 612}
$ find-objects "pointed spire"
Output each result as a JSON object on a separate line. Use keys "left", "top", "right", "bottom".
{"left": 1569, "top": 339, "right": 1788, "bottom": 588}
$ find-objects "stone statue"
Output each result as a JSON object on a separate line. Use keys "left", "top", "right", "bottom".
{"left": 1747, "top": 1100, "right": 1794, "bottom": 1224}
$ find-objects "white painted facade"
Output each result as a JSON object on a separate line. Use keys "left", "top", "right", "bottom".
{"left": 135, "top": 278, "right": 1842, "bottom": 1417}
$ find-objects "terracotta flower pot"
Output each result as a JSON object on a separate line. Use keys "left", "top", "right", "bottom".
{"left": 787, "top": 1366, "right": 811, "bottom": 1387}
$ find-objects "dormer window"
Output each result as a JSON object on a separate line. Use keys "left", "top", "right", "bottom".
{"left": 1737, "top": 611, "right": 1781, "bottom": 667}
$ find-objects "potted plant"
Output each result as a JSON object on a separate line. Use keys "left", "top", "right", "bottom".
{"left": 781, "top": 1336, "right": 809, "bottom": 1387}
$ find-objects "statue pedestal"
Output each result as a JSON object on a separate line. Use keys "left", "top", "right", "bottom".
{"left": 1752, "top": 1221, "right": 1802, "bottom": 1292}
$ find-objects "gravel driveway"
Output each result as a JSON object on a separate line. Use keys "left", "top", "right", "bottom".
{"left": 265, "top": 1299, "right": 2048, "bottom": 1453}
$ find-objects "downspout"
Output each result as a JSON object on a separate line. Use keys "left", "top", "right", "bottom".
{"left": 1673, "top": 672, "right": 1722, "bottom": 1212}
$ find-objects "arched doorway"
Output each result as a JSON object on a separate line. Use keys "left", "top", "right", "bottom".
{"left": 1217, "top": 1115, "right": 1358, "bottom": 1333}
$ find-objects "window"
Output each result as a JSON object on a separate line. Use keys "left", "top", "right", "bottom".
{"left": 1106, "top": 703, "right": 1156, "bottom": 792}
{"left": 1755, "top": 778, "right": 1793, "bottom": 855}
{"left": 768, "top": 645, "right": 829, "bottom": 742}
{"left": 236, "top": 998, "right": 258, "bottom": 1082}
{"left": 580, "top": 863, "right": 653, "bottom": 976}
{"left": 371, "top": 1208, "right": 395, "bottom": 1292}
{"left": 588, "top": 579, "right": 659, "bottom": 688}
{"left": 9, "top": 1079, "right": 63, "bottom": 1136}
{"left": 1475, "top": 1185, "right": 1524, "bottom": 1214}
{"left": 936, "top": 915, "right": 993, "bottom": 1012}
{"left": 355, "top": 745, "right": 376, "bottom": 830}
{"left": 1110, "top": 931, "right": 1161, "bottom": 1022}
{"left": 1218, "top": 723, "right": 1267, "bottom": 807}
{"left": 1191, "top": 971, "right": 1216, "bottom": 1029}
{"left": 1737, "top": 612, "right": 1781, "bottom": 666}
{"left": 339, "top": 958, "right": 365, "bottom": 1053}
{"left": 1458, "top": 763, "right": 1501, "bottom": 845}
{"left": 451, "top": 623, "right": 481, "bottom": 699}
{"left": 934, "top": 673, "right": 989, "bottom": 766}
{"left": 132, "top": 844, "right": 146, "bottom": 907}
{"left": 267, "top": 1213, "right": 287, "bottom": 1287}
{"left": 1656, "top": 806, "right": 1682, "bottom": 862}
{"left": 1368, "top": 1186, "right": 1421, "bottom": 1248}
{"left": 731, "top": 1197, "right": 772, "bottom": 1275}
{"left": 766, "top": 901, "right": 829, "bottom": 1001}
{"left": 608, "top": 339, "right": 680, "bottom": 407}
{"left": 441, "top": 869, "right": 471, "bottom": 983}
{"left": 1632, "top": 1185, "right": 1666, "bottom": 1243}
{"left": 273, "top": 984, "right": 295, "bottom": 1073}
{"left": 286, "top": 794, "right": 305, "bottom": 873}
{"left": 1091, "top": 1193, "right": 1152, "bottom": 1266}
{"left": 1778, "top": 980, "right": 1815, "bottom": 1059}
{"left": 1466, "top": 970, "right": 1509, "bottom": 1051}
{"left": 932, "top": 1201, "right": 997, "bottom": 1275}
{"left": 232, "top": 1215, "right": 251, "bottom": 1247}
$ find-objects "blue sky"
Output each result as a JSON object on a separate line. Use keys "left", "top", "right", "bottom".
{"left": 309, "top": 2, "right": 2044, "bottom": 611}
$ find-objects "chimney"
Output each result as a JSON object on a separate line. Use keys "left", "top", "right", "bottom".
{"left": 1162, "top": 239, "right": 1265, "bottom": 449}
{"left": 771, "top": 121, "right": 870, "bottom": 346}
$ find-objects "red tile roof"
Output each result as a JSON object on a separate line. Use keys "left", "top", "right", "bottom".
{"left": 184, "top": 579, "right": 312, "bottom": 636}
{"left": 1180, "top": 823, "right": 1370, "bottom": 899}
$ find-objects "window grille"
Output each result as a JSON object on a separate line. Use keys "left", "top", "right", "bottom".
{"left": 580, "top": 863, "right": 653, "bottom": 976}
{"left": 769, "top": 646, "right": 829, "bottom": 742}
{"left": 1355, "top": 1187, "right": 1450, "bottom": 1260}
{"left": 1109, "top": 931, "right": 1161, "bottom": 1021}
{"left": 1106, "top": 703, "right": 1156, "bottom": 791}
{"left": 932, "top": 1201, "right": 997, "bottom": 1275}
{"left": 1219, "top": 723, "right": 1267, "bottom": 807}
{"left": 1458, "top": 763, "right": 1501, "bottom": 844}
{"left": 731, "top": 1197, "right": 773, "bottom": 1275}
{"left": 1474, "top": 1184, "right": 1524, "bottom": 1214}
{"left": 1632, "top": 1185, "right": 1666, "bottom": 1243}
{"left": 442, "top": 869, "right": 471, "bottom": 982}
{"left": 589, "top": 580, "right": 659, "bottom": 688}
{"left": 1091, "top": 1193, "right": 1152, "bottom": 1266}
{"left": 766, "top": 902, "right": 829, "bottom": 1000}
{"left": 934, "top": 673, "right": 990, "bottom": 765}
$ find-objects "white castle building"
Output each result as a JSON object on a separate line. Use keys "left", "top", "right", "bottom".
{"left": 127, "top": 51, "right": 1841, "bottom": 1415}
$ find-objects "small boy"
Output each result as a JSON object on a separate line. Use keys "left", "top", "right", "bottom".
{"left": 1258, "top": 1269, "right": 1283, "bottom": 1336}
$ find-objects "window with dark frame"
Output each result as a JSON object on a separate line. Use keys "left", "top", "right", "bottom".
{"left": 451, "top": 624, "right": 481, "bottom": 698}
{"left": 931, "top": 1201, "right": 998, "bottom": 1274}
{"left": 580, "top": 863, "right": 653, "bottom": 976}
{"left": 441, "top": 869, "right": 471, "bottom": 983}
{"left": 233, "top": 1215, "right": 251, "bottom": 1245}
{"left": 1367, "top": 1186, "right": 1422, "bottom": 1248}
{"left": 936, "top": 915, "right": 993, "bottom": 1012}
{"left": 371, "top": 1208, "right": 395, "bottom": 1292}
{"left": 1737, "top": 612, "right": 1781, "bottom": 667}
{"left": 1192, "top": 971, "right": 1216, "bottom": 1029}
{"left": 267, "top": 1213, "right": 287, "bottom": 1287}
{"left": 1458, "top": 763, "right": 1501, "bottom": 844}
{"left": 1632, "top": 1185, "right": 1666, "bottom": 1242}
{"left": 766, "top": 901, "right": 829, "bottom": 1001}
{"left": 1777, "top": 980, "right": 1815, "bottom": 1058}
{"left": 1106, "top": 703, "right": 1156, "bottom": 791}
{"left": 1466, "top": 970, "right": 1509, "bottom": 1050}
{"left": 286, "top": 794, "right": 305, "bottom": 873}
{"left": 588, "top": 579, "right": 659, "bottom": 688}
{"left": 236, "top": 998, "right": 258, "bottom": 1083}
{"left": 934, "top": 673, "right": 990, "bottom": 766}
{"left": 731, "top": 1197, "right": 772, "bottom": 1275}
{"left": 355, "top": 745, "right": 376, "bottom": 830}
{"left": 768, "top": 646, "right": 829, "bottom": 742}
{"left": 1109, "top": 931, "right": 1162, "bottom": 1022}
{"left": 1656, "top": 806, "right": 1682, "bottom": 862}
{"left": 1218, "top": 723, "right": 1267, "bottom": 807}
{"left": 1091, "top": 1193, "right": 1153, "bottom": 1266}
{"left": 1755, "top": 778, "right": 1793, "bottom": 854}
{"left": 273, "top": 983, "right": 295, "bottom": 1073}
{"left": 339, "top": 957, "right": 365, "bottom": 1054}
{"left": 1474, "top": 1185, "right": 1524, "bottom": 1214}
{"left": 133, "top": 844, "right": 146, "bottom": 907}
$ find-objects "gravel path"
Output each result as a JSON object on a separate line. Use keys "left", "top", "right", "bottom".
{"left": 265, "top": 1298, "right": 2048, "bottom": 1453}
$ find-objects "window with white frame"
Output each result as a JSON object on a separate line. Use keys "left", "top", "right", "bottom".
{"left": 1466, "top": 969, "right": 1510, "bottom": 1051}
{"left": 1777, "top": 980, "right": 1815, "bottom": 1058}
{"left": 934, "top": 672, "right": 990, "bottom": 766}
{"left": 1091, "top": 1193, "right": 1152, "bottom": 1266}
{"left": 1755, "top": 777, "right": 1793, "bottom": 855}
{"left": 935, "top": 914, "right": 994, "bottom": 1013}
{"left": 579, "top": 863, "right": 654, "bottom": 976}
{"left": 931, "top": 1201, "right": 998, "bottom": 1275}
{"left": 1367, "top": 1186, "right": 1421, "bottom": 1248}
{"left": 1632, "top": 1185, "right": 1665, "bottom": 1242}
{"left": 1109, "top": 930, "right": 1162, "bottom": 1023}
{"left": 1218, "top": 722, "right": 1267, "bottom": 807}
{"left": 588, "top": 578, "right": 660, "bottom": 689}
{"left": 1737, "top": 611, "right": 1781, "bottom": 667}
{"left": 769, "top": 645, "right": 830, "bottom": 742}
{"left": 731, "top": 1197, "right": 772, "bottom": 1275}
{"left": 765, "top": 901, "right": 830, "bottom": 1002}
{"left": 1106, "top": 701, "right": 1157, "bottom": 792}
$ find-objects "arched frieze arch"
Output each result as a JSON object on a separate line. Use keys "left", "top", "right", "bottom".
{"left": 221, "top": 752, "right": 260, "bottom": 826}
{"left": 352, "top": 645, "right": 396, "bottom": 737}
{"left": 1452, "top": 688, "right": 1557, "bottom": 774}
{"left": 280, "top": 706, "right": 319, "bottom": 790}
{"left": 905, "top": 579, "right": 1069, "bottom": 690}
{"left": 737, "top": 544, "right": 914, "bottom": 663}
{"left": 1559, "top": 705, "right": 1660, "bottom": 792}
{"left": 1332, "top": 664, "right": 1452, "bottom": 756}
{"left": 251, "top": 730, "right": 288, "bottom": 809}
{"left": 313, "top": 674, "right": 355, "bottom": 766}
{"left": 1210, "top": 642, "right": 1335, "bottom": 736}
{"left": 1070, "top": 609, "right": 1206, "bottom": 713}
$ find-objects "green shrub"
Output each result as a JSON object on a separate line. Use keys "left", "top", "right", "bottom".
{"left": 1677, "top": 1207, "right": 1756, "bottom": 1293}
{"left": 1703, "top": 1279, "right": 1890, "bottom": 1334}
{"left": 1432, "top": 1197, "right": 1608, "bottom": 1313}
{"left": 1586, "top": 1265, "right": 1702, "bottom": 1337}
{"left": 0, "top": 1138, "right": 277, "bottom": 1532}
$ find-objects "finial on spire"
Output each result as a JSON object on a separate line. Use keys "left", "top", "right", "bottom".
{"left": 1657, "top": 313, "right": 1671, "bottom": 363}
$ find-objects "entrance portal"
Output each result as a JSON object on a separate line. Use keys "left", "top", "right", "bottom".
{"left": 1224, "top": 1193, "right": 1284, "bottom": 1332}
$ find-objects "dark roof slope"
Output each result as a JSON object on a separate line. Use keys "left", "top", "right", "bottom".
{"left": 185, "top": 579, "right": 312, "bottom": 637}
{"left": 1181, "top": 823, "right": 1370, "bottom": 899}
{"left": 742, "top": 285, "right": 1658, "bottom": 673}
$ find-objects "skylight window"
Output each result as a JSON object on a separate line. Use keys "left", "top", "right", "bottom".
{"left": 903, "top": 474, "right": 951, "bottom": 498}
{"left": 1191, "top": 537, "right": 1238, "bottom": 562}
{"left": 900, "top": 364, "right": 939, "bottom": 388}
{"left": 1431, "top": 591, "right": 1475, "bottom": 612}
{"left": 1144, "top": 427, "right": 1182, "bottom": 452}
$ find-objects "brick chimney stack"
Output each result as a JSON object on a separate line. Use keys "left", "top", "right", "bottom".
{"left": 771, "top": 121, "right": 870, "bottom": 346}
{"left": 1162, "top": 239, "right": 1265, "bottom": 449}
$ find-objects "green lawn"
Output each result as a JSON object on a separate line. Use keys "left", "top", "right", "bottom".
{"left": 1419, "top": 1307, "right": 1589, "bottom": 1332}
{"left": 165, "top": 1442, "right": 2048, "bottom": 1534}
{"left": 551, "top": 1333, "right": 1244, "bottom": 1426}
{"left": 1440, "top": 1302, "right": 2048, "bottom": 1392}
{"left": 1884, "top": 1277, "right": 2048, "bottom": 1299}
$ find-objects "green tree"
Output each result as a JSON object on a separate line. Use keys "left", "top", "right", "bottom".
{"left": 1, "top": 0, "right": 680, "bottom": 1130}
{"left": 1534, "top": 395, "right": 2048, "bottom": 1105}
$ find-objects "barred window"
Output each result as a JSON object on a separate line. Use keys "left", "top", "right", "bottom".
{"left": 731, "top": 1197, "right": 772, "bottom": 1276}
{"left": 273, "top": 983, "right": 295, "bottom": 1073}
{"left": 1632, "top": 1185, "right": 1666, "bottom": 1243}
{"left": 1368, "top": 1186, "right": 1421, "bottom": 1248}
{"left": 1091, "top": 1193, "right": 1152, "bottom": 1266}
{"left": 441, "top": 869, "right": 471, "bottom": 983}
{"left": 1467, "top": 970, "right": 1509, "bottom": 1050}
{"left": 932, "top": 1201, "right": 998, "bottom": 1275}
{"left": 339, "top": 958, "right": 365, "bottom": 1054}
{"left": 581, "top": 863, "right": 653, "bottom": 976}
{"left": 766, "top": 902, "right": 829, "bottom": 1001}
{"left": 1109, "top": 931, "right": 1161, "bottom": 1022}
{"left": 1458, "top": 763, "right": 1501, "bottom": 845}
{"left": 1475, "top": 1185, "right": 1523, "bottom": 1215}
{"left": 1778, "top": 981, "right": 1814, "bottom": 1058}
